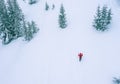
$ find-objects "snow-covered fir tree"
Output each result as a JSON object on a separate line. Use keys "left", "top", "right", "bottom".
{"left": 59, "top": 4, "right": 67, "bottom": 29}
{"left": 0, "top": 0, "right": 24, "bottom": 44}
{"left": 0, "top": 0, "right": 12, "bottom": 44}
{"left": 52, "top": 4, "right": 55, "bottom": 10}
{"left": 113, "top": 77, "right": 120, "bottom": 84}
{"left": 7, "top": 0, "right": 24, "bottom": 38}
{"left": 24, "top": 21, "right": 39, "bottom": 41}
{"left": 45, "top": 2, "right": 49, "bottom": 11}
{"left": 93, "top": 5, "right": 112, "bottom": 31}
{"left": 29, "top": 0, "right": 37, "bottom": 5}
{"left": 107, "top": 9, "right": 112, "bottom": 24}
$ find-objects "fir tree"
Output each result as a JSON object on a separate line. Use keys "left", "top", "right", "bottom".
{"left": 107, "top": 9, "right": 112, "bottom": 24}
{"left": 101, "top": 6, "right": 108, "bottom": 31}
{"left": 24, "top": 21, "right": 39, "bottom": 41}
{"left": 52, "top": 4, "right": 55, "bottom": 10}
{"left": 0, "top": 0, "right": 11, "bottom": 44}
{"left": 45, "top": 2, "right": 49, "bottom": 11}
{"left": 93, "top": 5, "right": 112, "bottom": 31}
{"left": 59, "top": 4, "right": 67, "bottom": 29}
{"left": 24, "top": 22, "right": 32, "bottom": 41}
{"left": 7, "top": 0, "right": 24, "bottom": 38}
{"left": 113, "top": 77, "right": 120, "bottom": 84}
{"left": 30, "top": 21, "right": 39, "bottom": 33}
{"left": 29, "top": 0, "right": 37, "bottom": 5}
{"left": 0, "top": 0, "right": 24, "bottom": 44}
{"left": 93, "top": 6, "right": 101, "bottom": 30}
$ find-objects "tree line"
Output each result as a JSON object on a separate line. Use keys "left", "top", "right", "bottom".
{"left": 0, "top": 0, "right": 113, "bottom": 45}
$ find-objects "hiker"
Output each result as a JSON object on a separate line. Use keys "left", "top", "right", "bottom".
{"left": 78, "top": 52, "right": 83, "bottom": 61}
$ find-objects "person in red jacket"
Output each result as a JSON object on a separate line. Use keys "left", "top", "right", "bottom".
{"left": 78, "top": 52, "right": 83, "bottom": 61}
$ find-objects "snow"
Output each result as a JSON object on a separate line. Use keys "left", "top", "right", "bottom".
{"left": 0, "top": 0, "right": 120, "bottom": 84}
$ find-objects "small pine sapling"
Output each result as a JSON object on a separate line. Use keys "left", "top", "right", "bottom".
{"left": 45, "top": 2, "right": 49, "bottom": 11}
{"left": 29, "top": 0, "right": 37, "bottom": 5}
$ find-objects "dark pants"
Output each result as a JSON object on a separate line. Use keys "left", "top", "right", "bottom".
{"left": 79, "top": 57, "right": 82, "bottom": 61}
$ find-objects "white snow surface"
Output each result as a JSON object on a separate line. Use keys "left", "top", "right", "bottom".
{"left": 0, "top": 0, "right": 120, "bottom": 84}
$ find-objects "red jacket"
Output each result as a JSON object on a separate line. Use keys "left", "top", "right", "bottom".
{"left": 78, "top": 52, "right": 83, "bottom": 58}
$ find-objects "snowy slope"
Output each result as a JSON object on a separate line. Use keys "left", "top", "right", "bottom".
{"left": 0, "top": 0, "right": 120, "bottom": 84}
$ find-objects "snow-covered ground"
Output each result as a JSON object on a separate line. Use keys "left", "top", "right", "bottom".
{"left": 0, "top": 0, "right": 120, "bottom": 84}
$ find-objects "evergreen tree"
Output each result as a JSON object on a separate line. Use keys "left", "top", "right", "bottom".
{"left": 24, "top": 21, "right": 39, "bottom": 41}
{"left": 24, "top": 22, "right": 32, "bottom": 41}
{"left": 107, "top": 9, "right": 112, "bottom": 24}
{"left": 0, "top": 0, "right": 11, "bottom": 44}
{"left": 0, "top": 0, "right": 24, "bottom": 44}
{"left": 93, "top": 5, "right": 112, "bottom": 31}
{"left": 93, "top": 6, "right": 101, "bottom": 30}
{"left": 101, "top": 6, "right": 108, "bottom": 31}
{"left": 52, "top": 4, "right": 55, "bottom": 10}
{"left": 30, "top": 21, "right": 39, "bottom": 33}
{"left": 59, "top": 4, "right": 67, "bottom": 29}
{"left": 7, "top": 0, "right": 24, "bottom": 38}
{"left": 113, "top": 77, "right": 120, "bottom": 84}
{"left": 45, "top": 2, "right": 49, "bottom": 11}
{"left": 29, "top": 0, "right": 37, "bottom": 5}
